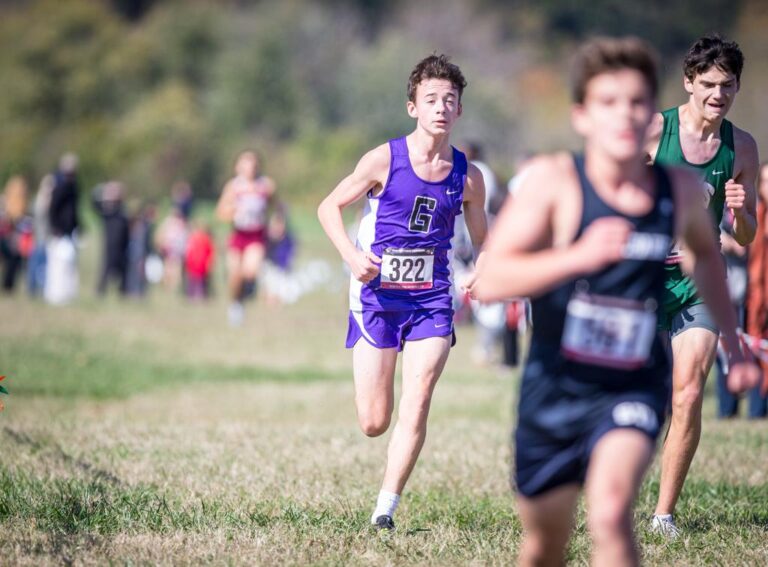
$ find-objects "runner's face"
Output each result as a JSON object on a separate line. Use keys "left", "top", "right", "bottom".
{"left": 236, "top": 154, "right": 259, "bottom": 179}
{"left": 573, "top": 69, "right": 654, "bottom": 161}
{"left": 407, "top": 79, "right": 462, "bottom": 135}
{"left": 684, "top": 66, "right": 739, "bottom": 121}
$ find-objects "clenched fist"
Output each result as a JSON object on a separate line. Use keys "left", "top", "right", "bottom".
{"left": 573, "top": 217, "right": 633, "bottom": 273}
{"left": 727, "top": 359, "right": 762, "bottom": 394}
{"left": 347, "top": 249, "right": 381, "bottom": 283}
{"left": 725, "top": 178, "right": 746, "bottom": 214}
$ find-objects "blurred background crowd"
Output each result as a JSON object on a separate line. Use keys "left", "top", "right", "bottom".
{"left": 1, "top": 0, "right": 768, "bottom": 417}
{"left": 0, "top": 150, "right": 306, "bottom": 305}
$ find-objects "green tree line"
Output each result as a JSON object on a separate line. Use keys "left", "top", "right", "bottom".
{"left": 0, "top": 0, "right": 760, "bottom": 205}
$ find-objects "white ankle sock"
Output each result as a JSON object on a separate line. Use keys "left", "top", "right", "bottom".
{"left": 371, "top": 490, "right": 400, "bottom": 523}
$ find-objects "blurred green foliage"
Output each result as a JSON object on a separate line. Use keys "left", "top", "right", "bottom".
{"left": 0, "top": 0, "right": 759, "bottom": 205}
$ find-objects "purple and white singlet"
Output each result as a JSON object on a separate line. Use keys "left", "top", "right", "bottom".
{"left": 350, "top": 137, "right": 467, "bottom": 311}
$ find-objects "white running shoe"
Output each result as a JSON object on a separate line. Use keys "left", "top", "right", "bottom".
{"left": 228, "top": 302, "right": 245, "bottom": 327}
{"left": 651, "top": 514, "right": 680, "bottom": 539}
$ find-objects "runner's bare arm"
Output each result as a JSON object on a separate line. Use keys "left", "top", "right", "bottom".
{"left": 675, "top": 167, "right": 742, "bottom": 353}
{"left": 317, "top": 144, "right": 390, "bottom": 282}
{"left": 729, "top": 128, "right": 760, "bottom": 245}
{"left": 676, "top": 166, "right": 761, "bottom": 392}
{"left": 463, "top": 163, "right": 488, "bottom": 250}
{"left": 263, "top": 176, "right": 278, "bottom": 205}
{"left": 644, "top": 112, "right": 664, "bottom": 163}
{"left": 458, "top": 163, "right": 488, "bottom": 297}
{"left": 720, "top": 230, "right": 746, "bottom": 257}
{"left": 215, "top": 181, "right": 236, "bottom": 222}
{"left": 758, "top": 166, "right": 768, "bottom": 238}
{"left": 760, "top": 169, "right": 768, "bottom": 204}
{"left": 474, "top": 155, "right": 631, "bottom": 301}
{"left": 263, "top": 176, "right": 284, "bottom": 221}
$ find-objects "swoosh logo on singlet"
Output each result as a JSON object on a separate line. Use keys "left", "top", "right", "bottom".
{"left": 446, "top": 189, "right": 461, "bottom": 195}
{"left": 712, "top": 170, "right": 724, "bottom": 176}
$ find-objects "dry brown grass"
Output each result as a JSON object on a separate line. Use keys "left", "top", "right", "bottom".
{"left": 1, "top": 240, "right": 767, "bottom": 565}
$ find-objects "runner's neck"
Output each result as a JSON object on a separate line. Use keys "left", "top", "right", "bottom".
{"left": 680, "top": 103, "right": 723, "bottom": 140}
{"left": 408, "top": 130, "right": 452, "bottom": 162}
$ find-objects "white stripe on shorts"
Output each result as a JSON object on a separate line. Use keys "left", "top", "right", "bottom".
{"left": 352, "top": 311, "right": 377, "bottom": 345}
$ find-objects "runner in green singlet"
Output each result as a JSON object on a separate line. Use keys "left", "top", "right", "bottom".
{"left": 645, "top": 34, "right": 760, "bottom": 537}
{"left": 655, "top": 106, "right": 735, "bottom": 321}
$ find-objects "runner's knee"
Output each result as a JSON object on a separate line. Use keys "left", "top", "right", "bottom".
{"left": 356, "top": 403, "right": 391, "bottom": 437}
{"left": 359, "top": 414, "right": 390, "bottom": 437}
{"left": 521, "top": 532, "right": 566, "bottom": 567}
{"left": 588, "top": 492, "right": 632, "bottom": 541}
{"left": 672, "top": 378, "right": 705, "bottom": 415}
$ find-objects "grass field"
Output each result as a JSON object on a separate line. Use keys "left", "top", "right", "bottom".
{"left": 2, "top": 211, "right": 767, "bottom": 565}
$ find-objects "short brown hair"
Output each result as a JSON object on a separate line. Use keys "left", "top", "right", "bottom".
{"left": 407, "top": 54, "right": 467, "bottom": 102}
{"left": 683, "top": 34, "right": 743, "bottom": 83}
{"left": 570, "top": 37, "right": 658, "bottom": 104}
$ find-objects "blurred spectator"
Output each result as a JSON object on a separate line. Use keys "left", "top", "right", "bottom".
{"left": 45, "top": 153, "right": 80, "bottom": 304}
{"left": 171, "top": 180, "right": 194, "bottom": 221}
{"left": 126, "top": 202, "right": 156, "bottom": 297}
{"left": 466, "top": 141, "right": 504, "bottom": 216}
{"left": 500, "top": 152, "right": 536, "bottom": 367}
{"left": 263, "top": 207, "right": 296, "bottom": 305}
{"left": 155, "top": 205, "right": 188, "bottom": 292}
{"left": 185, "top": 222, "right": 215, "bottom": 300}
{"left": 48, "top": 153, "right": 80, "bottom": 239}
{"left": 460, "top": 142, "right": 504, "bottom": 365}
{"left": 503, "top": 299, "right": 528, "bottom": 368}
{"left": 0, "top": 176, "right": 32, "bottom": 293}
{"left": 27, "top": 175, "right": 54, "bottom": 296}
{"left": 450, "top": 211, "right": 474, "bottom": 325}
{"left": 714, "top": 209, "right": 766, "bottom": 417}
{"left": 266, "top": 208, "right": 294, "bottom": 271}
{"left": 744, "top": 160, "right": 768, "bottom": 412}
{"left": 92, "top": 181, "right": 130, "bottom": 296}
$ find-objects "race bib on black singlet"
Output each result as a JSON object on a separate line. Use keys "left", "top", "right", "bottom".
{"left": 561, "top": 292, "right": 657, "bottom": 370}
{"left": 380, "top": 247, "right": 434, "bottom": 290}
{"left": 665, "top": 239, "right": 684, "bottom": 265}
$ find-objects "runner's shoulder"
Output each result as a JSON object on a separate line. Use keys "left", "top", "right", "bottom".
{"left": 360, "top": 143, "right": 392, "bottom": 170}
{"left": 355, "top": 143, "right": 392, "bottom": 183}
{"left": 513, "top": 152, "right": 575, "bottom": 202}
{"left": 645, "top": 112, "right": 665, "bottom": 158}
{"left": 648, "top": 112, "right": 665, "bottom": 141}
{"left": 260, "top": 175, "right": 277, "bottom": 196}
{"left": 465, "top": 161, "right": 485, "bottom": 188}
{"left": 732, "top": 125, "right": 759, "bottom": 160}
{"left": 220, "top": 176, "right": 239, "bottom": 197}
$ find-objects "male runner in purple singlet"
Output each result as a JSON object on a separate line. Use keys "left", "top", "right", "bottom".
{"left": 318, "top": 54, "right": 487, "bottom": 530}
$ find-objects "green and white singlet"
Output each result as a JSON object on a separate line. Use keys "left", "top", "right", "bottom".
{"left": 654, "top": 106, "right": 735, "bottom": 328}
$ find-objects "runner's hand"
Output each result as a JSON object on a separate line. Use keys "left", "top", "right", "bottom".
{"left": 726, "top": 355, "right": 762, "bottom": 394}
{"left": 574, "top": 217, "right": 633, "bottom": 272}
{"left": 725, "top": 179, "right": 746, "bottom": 215}
{"left": 460, "top": 270, "right": 478, "bottom": 300}
{"left": 347, "top": 249, "right": 381, "bottom": 283}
